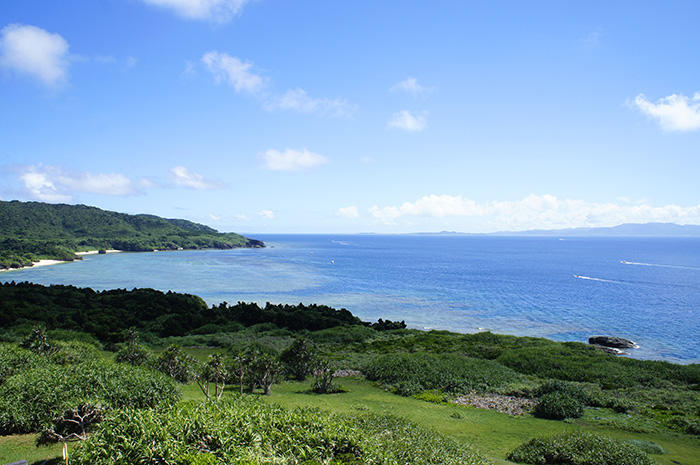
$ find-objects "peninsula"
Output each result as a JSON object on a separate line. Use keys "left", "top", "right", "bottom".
{"left": 0, "top": 200, "right": 264, "bottom": 270}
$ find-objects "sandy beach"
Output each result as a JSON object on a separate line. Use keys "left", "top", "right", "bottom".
{"left": 75, "top": 249, "right": 122, "bottom": 256}
{"left": 0, "top": 250, "right": 122, "bottom": 273}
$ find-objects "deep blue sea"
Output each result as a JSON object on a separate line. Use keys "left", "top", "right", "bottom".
{"left": 2, "top": 235, "right": 699, "bottom": 363}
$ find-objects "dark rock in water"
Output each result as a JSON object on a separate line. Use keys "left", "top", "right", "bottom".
{"left": 98, "top": 249, "right": 107, "bottom": 254}
{"left": 592, "top": 344, "right": 629, "bottom": 356}
{"left": 588, "top": 336, "right": 638, "bottom": 349}
{"left": 246, "top": 239, "right": 265, "bottom": 248}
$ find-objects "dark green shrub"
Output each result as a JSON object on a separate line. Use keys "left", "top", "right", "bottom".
{"left": 534, "top": 392, "right": 584, "bottom": 420}
{"left": 0, "top": 360, "right": 178, "bottom": 434}
{"left": 507, "top": 432, "right": 656, "bottom": 465}
{"left": 71, "top": 397, "right": 488, "bottom": 465}
{"left": 280, "top": 338, "right": 316, "bottom": 380}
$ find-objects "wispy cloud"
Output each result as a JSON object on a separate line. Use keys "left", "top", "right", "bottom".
{"left": 0, "top": 24, "right": 70, "bottom": 86}
{"left": 19, "top": 165, "right": 137, "bottom": 202}
{"left": 633, "top": 92, "right": 700, "bottom": 132}
{"left": 260, "top": 148, "right": 328, "bottom": 171}
{"left": 265, "top": 88, "right": 356, "bottom": 118}
{"left": 369, "top": 194, "right": 700, "bottom": 230}
{"left": 201, "top": 51, "right": 264, "bottom": 94}
{"left": 390, "top": 77, "right": 432, "bottom": 95}
{"left": 141, "top": 0, "right": 249, "bottom": 22}
{"left": 258, "top": 209, "right": 275, "bottom": 219}
{"left": 170, "top": 166, "right": 222, "bottom": 189}
{"left": 337, "top": 206, "right": 359, "bottom": 219}
{"left": 200, "top": 52, "right": 356, "bottom": 117}
{"left": 387, "top": 110, "right": 427, "bottom": 132}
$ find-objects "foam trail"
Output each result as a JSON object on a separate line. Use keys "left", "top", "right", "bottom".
{"left": 574, "top": 275, "right": 624, "bottom": 284}
{"left": 620, "top": 260, "right": 700, "bottom": 270}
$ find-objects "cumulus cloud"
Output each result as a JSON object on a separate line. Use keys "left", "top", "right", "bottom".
{"left": 369, "top": 193, "right": 700, "bottom": 230}
{"left": 337, "top": 206, "right": 359, "bottom": 219}
{"left": 19, "top": 166, "right": 136, "bottom": 202}
{"left": 387, "top": 110, "right": 427, "bottom": 132}
{"left": 170, "top": 166, "right": 221, "bottom": 189}
{"left": 390, "top": 77, "right": 432, "bottom": 95}
{"left": 260, "top": 148, "right": 328, "bottom": 171}
{"left": 141, "top": 0, "right": 248, "bottom": 22}
{"left": 0, "top": 24, "right": 69, "bottom": 86}
{"left": 266, "top": 88, "right": 355, "bottom": 118}
{"left": 633, "top": 93, "right": 700, "bottom": 132}
{"left": 258, "top": 209, "right": 275, "bottom": 219}
{"left": 201, "top": 51, "right": 264, "bottom": 93}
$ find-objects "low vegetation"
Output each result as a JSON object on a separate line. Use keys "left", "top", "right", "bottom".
{"left": 72, "top": 397, "right": 488, "bottom": 465}
{"left": 507, "top": 432, "right": 657, "bottom": 465}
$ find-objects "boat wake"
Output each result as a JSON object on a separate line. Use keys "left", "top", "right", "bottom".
{"left": 620, "top": 260, "right": 700, "bottom": 270}
{"left": 574, "top": 275, "right": 624, "bottom": 284}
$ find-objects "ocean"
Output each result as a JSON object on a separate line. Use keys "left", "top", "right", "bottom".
{"left": 2, "top": 235, "right": 699, "bottom": 363}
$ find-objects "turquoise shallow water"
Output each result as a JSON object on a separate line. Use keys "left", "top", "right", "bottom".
{"left": 2, "top": 235, "right": 699, "bottom": 363}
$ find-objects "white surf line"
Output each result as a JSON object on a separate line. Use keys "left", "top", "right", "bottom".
{"left": 620, "top": 260, "right": 700, "bottom": 271}
{"left": 573, "top": 275, "right": 624, "bottom": 284}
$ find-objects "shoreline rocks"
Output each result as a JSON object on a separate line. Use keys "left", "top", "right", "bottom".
{"left": 588, "top": 336, "right": 639, "bottom": 349}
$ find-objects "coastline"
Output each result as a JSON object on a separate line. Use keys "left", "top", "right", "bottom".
{"left": 0, "top": 249, "right": 122, "bottom": 273}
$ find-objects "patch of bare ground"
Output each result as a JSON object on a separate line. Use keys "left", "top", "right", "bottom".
{"left": 452, "top": 392, "right": 535, "bottom": 415}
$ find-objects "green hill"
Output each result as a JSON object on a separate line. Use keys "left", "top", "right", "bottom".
{"left": 0, "top": 200, "right": 264, "bottom": 269}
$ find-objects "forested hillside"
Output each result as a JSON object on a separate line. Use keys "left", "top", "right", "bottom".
{"left": 0, "top": 200, "right": 264, "bottom": 268}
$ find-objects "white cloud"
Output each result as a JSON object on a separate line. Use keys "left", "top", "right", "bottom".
{"left": 209, "top": 213, "right": 221, "bottom": 221}
{"left": 369, "top": 193, "right": 700, "bottom": 230}
{"left": 141, "top": 0, "right": 248, "bottom": 22}
{"left": 19, "top": 166, "right": 136, "bottom": 202}
{"left": 234, "top": 213, "right": 249, "bottom": 221}
{"left": 258, "top": 209, "right": 275, "bottom": 219}
{"left": 0, "top": 24, "right": 69, "bottom": 86}
{"left": 201, "top": 51, "right": 263, "bottom": 93}
{"left": 170, "top": 166, "right": 221, "bottom": 190}
{"left": 266, "top": 88, "right": 355, "bottom": 118}
{"left": 390, "top": 77, "right": 432, "bottom": 95}
{"left": 633, "top": 93, "right": 700, "bottom": 132}
{"left": 260, "top": 148, "right": 328, "bottom": 171}
{"left": 387, "top": 110, "right": 427, "bottom": 132}
{"left": 337, "top": 206, "right": 360, "bottom": 219}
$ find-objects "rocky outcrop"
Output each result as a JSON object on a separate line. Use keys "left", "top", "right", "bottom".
{"left": 246, "top": 239, "right": 266, "bottom": 248}
{"left": 591, "top": 345, "right": 629, "bottom": 355}
{"left": 588, "top": 336, "right": 639, "bottom": 349}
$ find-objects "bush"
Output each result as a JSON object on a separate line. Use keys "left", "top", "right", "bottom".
{"left": 0, "top": 360, "right": 179, "bottom": 434}
{"left": 626, "top": 440, "right": 665, "bottom": 455}
{"left": 280, "top": 338, "right": 316, "bottom": 380}
{"left": 364, "top": 353, "right": 527, "bottom": 395}
{"left": 507, "top": 432, "right": 656, "bottom": 465}
{"left": 115, "top": 342, "right": 152, "bottom": 366}
{"left": 154, "top": 344, "right": 196, "bottom": 382}
{"left": 0, "top": 343, "right": 47, "bottom": 384}
{"left": 534, "top": 392, "right": 584, "bottom": 420}
{"left": 71, "top": 397, "right": 488, "bottom": 465}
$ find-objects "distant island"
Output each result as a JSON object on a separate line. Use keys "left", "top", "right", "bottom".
{"left": 413, "top": 223, "right": 700, "bottom": 237}
{"left": 0, "top": 200, "right": 264, "bottom": 270}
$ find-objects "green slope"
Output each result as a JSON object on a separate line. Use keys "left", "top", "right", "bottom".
{"left": 0, "top": 200, "right": 264, "bottom": 269}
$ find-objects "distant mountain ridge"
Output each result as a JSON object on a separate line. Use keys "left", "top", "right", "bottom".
{"left": 0, "top": 200, "right": 264, "bottom": 269}
{"left": 413, "top": 223, "right": 700, "bottom": 237}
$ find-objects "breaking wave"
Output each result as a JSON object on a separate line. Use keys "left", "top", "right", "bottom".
{"left": 620, "top": 260, "right": 700, "bottom": 271}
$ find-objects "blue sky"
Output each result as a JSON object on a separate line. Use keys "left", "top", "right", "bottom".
{"left": 1, "top": 0, "right": 699, "bottom": 233}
